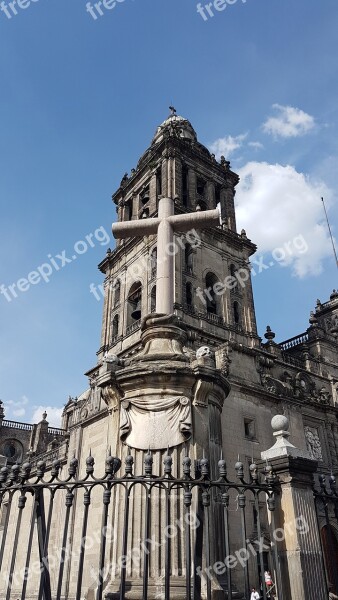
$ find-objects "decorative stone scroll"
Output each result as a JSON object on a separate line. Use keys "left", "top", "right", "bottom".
{"left": 304, "top": 426, "right": 323, "bottom": 461}
{"left": 120, "top": 395, "right": 192, "bottom": 450}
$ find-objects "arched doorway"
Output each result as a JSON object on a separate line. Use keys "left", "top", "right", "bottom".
{"left": 321, "top": 524, "right": 338, "bottom": 593}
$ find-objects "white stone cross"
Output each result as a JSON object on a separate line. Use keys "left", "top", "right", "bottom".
{"left": 112, "top": 197, "right": 220, "bottom": 315}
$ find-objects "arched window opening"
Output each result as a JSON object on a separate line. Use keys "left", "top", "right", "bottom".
{"left": 205, "top": 272, "right": 218, "bottom": 315}
{"left": 186, "top": 282, "right": 193, "bottom": 307}
{"left": 140, "top": 185, "right": 150, "bottom": 205}
{"left": 124, "top": 201, "right": 132, "bottom": 221}
{"left": 114, "top": 280, "right": 121, "bottom": 307}
{"left": 197, "top": 177, "right": 206, "bottom": 197}
{"left": 112, "top": 314, "right": 119, "bottom": 340}
{"left": 127, "top": 282, "right": 142, "bottom": 327}
{"left": 215, "top": 185, "right": 221, "bottom": 204}
{"left": 151, "top": 286, "right": 156, "bottom": 313}
{"left": 184, "top": 244, "right": 193, "bottom": 274}
{"left": 156, "top": 168, "right": 162, "bottom": 197}
{"left": 233, "top": 301, "right": 241, "bottom": 324}
{"left": 150, "top": 247, "right": 157, "bottom": 279}
{"left": 230, "top": 264, "right": 237, "bottom": 279}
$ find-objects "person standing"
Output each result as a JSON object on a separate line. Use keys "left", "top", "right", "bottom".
{"left": 264, "top": 570, "right": 274, "bottom": 598}
{"left": 250, "top": 588, "right": 260, "bottom": 600}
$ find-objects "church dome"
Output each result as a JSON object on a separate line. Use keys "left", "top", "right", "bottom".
{"left": 152, "top": 110, "right": 197, "bottom": 145}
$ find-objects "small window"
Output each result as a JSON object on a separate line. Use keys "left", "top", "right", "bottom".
{"left": 113, "top": 280, "right": 121, "bottom": 307}
{"left": 233, "top": 301, "right": 241, "bottom": 324}
{"left": 124, "top": 201, "right": 132, "bottom": 221}
{"left": 151, "top": 286, "right": 156, "bottom": 313}
{"left": 197, "top": 177, "right": 206, "bottom": 196}
{"left": 140, "top": 185, "right": 150, "bottom": 205}
{"left": 186, "top": 282, "right": 193, "bottom": 307}
{"left": 184, "top": 244, "right": 193, "bottom": 274}
{"left": 150, "top": 248, "right": 157, "bottom": 279}
{"left": 127, "top": 282, "right": 142, "bottom": 326}
{"left": 230, "top": 264, "right": 237, "bottom": 279}
{"left": 215, "top": 185, "right": 221, "bottom": 204}
{"left": 157, "top": 168, "right": 162, "bottom": 197}
{"left": 244, "top": 418, "right": 256, "bottom": 440}
{"left": 112, "top": 314, "right": 119, "bottom": 339}
{"left": 205, "top": 272, "right": 218, "bottom": 315}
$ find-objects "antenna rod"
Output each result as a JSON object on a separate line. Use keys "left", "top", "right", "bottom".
{"left": 321, "top": 197, "right": 338, "bottom": 270}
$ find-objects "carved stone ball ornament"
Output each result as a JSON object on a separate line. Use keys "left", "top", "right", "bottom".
{"left": 271, "top": 414, "right": 289, "bottom": 433}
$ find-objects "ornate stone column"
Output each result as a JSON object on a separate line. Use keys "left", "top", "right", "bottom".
{"left": 260, "top": 416, "right": 327, "bottom": 600}
{"left": 96, "top": 314, "right": 231, "bottom": 599}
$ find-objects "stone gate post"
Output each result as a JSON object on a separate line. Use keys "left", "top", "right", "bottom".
{"left": 260, "top": 415, "right": 328, "bottom": 600}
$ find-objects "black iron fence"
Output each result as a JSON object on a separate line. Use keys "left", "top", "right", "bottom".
{"left": 0, "top": 451, "right": 279, "bottom": 600}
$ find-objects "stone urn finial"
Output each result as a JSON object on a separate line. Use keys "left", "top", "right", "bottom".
{"left": 264, "top": 325, "right": 276, "bottom": 342}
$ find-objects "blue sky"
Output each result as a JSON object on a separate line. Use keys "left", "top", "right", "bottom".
{"left": 0, "top": 0, "right": 337, "bottom": 425}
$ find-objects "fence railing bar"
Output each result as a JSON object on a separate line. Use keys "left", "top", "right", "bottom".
{"left": 202, "top": 490, "right": 211, "bottom": 600}
{"left": 255, "top": 492, "right": 267, "bottom": 600}
{"left": 96, "top": 485, "right": 111, "bottom": 600}
{"left": 0, "top": 492, "right": 12, "bottom": 572}
{"left": 35, "top": 489, "right": 52, "bottom": 600}
{"left": 222, "top": 491, "right": 232, "bottom": 600}
{"left": 21, "top": 497, "right": 37, "bottom": 600}
{"left": 185, "top": 488, "right": 192, "bottom": 600}
{"left": 56, "top": 490, "right": 73, "bottom": 599}
{"left": 119, "top": 485, "right": 130, "bottom": 600}
{"left": 37, "top": 490, "right": 54, "bottom": 600}
{"left": 239, "top": 492, "right": 250, "bottom": 600}
{"left": 164, "top": 488, "right": 171, "bottom": 600}
{"left": 142, "top": 489, "right": 151, "bottom": 600}
{"left": 6, "top": 492, "right": 26, "bottom": 600}
{"left": 75, "top": 491, "right": 90, "bottom": 600}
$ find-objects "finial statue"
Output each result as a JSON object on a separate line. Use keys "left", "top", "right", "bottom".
{"left": 169, "top": 105, "right": 177, "bottom": 116}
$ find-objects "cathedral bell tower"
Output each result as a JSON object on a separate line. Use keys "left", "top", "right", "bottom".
{"left": 97, "top": 108, "right": 258, "bottom": 364}
{"left": 93, "top": 110, "right": 259, "bottom": 597}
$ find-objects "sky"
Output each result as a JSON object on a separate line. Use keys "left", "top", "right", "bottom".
{"left": 0, "top": 0, "right": 337, "bottom": 426}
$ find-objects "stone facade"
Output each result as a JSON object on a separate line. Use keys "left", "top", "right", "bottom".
{"left": 1, "top": 111, "right": 337, "bottom": 599}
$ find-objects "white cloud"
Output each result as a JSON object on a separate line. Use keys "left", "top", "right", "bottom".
{"left": 263, "top": 104, "right": 315, "bottom": 138}
{"left": 236, "top": 161, "right": 335, "bottom": 277}
{"left": 7, "top": 394, "right": 29, "bottom": 407}
{"left": 31, "top": 406, "right": 63, "bottom": 428}
{"left": 248, "top": 141, "right": 264, "bottom": 150}
{"left": 209, "top": 133, "right": 247, "bottom": 159}
{"left": 12, "top": 408, "right": 26, "bottom": 418}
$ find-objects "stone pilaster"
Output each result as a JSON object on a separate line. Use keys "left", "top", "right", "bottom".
{"left": 188, "top": 168, "right": 196, "bottom": 209}
{"left": 260, "top": 416, "right": 327, "bottom": 600}
{"left": 149, "top": 170, "right": 158, "bottom": 215}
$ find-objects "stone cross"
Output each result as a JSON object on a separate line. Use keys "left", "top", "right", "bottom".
{"left": 112, "top": 197, "right": 220, "bottom": 315}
